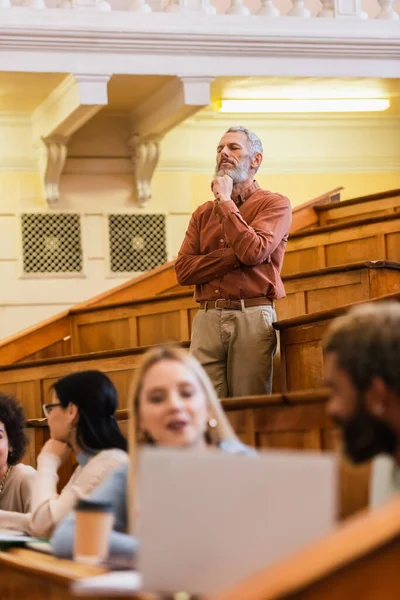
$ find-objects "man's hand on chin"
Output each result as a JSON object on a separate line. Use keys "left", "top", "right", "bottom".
{"left": 211, "top": 174, "right": 233, "bottom": 202}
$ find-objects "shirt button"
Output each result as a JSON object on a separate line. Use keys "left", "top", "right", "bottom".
{"left": 215, "top": 290, "right": 219, "bottom": 294}
{"left": 220, "top": 239, "right": 224, "bottom": 243}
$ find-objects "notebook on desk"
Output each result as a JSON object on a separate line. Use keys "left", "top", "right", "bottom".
{"left": 138, "top": 447, "right": 338, "bottom": 597}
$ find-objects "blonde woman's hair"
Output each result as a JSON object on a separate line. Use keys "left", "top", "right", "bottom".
{"left": 127, "top": 345, "right": 239, "bottom": 532}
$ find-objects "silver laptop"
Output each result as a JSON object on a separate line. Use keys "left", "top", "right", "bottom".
{"left": 138, "top": 447, "right": 337, "bottom": 597}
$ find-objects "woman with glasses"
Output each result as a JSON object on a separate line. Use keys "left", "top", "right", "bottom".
{"left": 0, "top": 393, "right": 36, "bottom": 531}
{"left": 28, "top": 370, "right": 128, "bottom": 539}
{"left": 52, "top": 345, "right": 256, "bottom": 560}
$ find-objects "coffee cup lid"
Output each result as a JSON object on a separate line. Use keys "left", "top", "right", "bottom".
{"left": 75, "top": 499, "right": 114, "bottom": 513}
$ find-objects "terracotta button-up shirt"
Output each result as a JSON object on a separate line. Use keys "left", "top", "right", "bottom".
{"left": 175, "top": 181, "right": 292, "bottom": 301}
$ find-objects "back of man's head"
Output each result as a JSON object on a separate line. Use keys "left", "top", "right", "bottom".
{"left": 323, "top": 301, "right": 400, "bottom": 396}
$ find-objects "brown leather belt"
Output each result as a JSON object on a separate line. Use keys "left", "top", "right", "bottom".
{"left": 199, "top": 297, "right": 273, "bottom": 310}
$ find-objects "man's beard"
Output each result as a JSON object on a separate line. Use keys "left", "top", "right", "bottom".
{"left": 215, "top": 159, "right": 251, "bottom": 184}
{"left": 332, "top": 400, "right": 397, "bottom": 464}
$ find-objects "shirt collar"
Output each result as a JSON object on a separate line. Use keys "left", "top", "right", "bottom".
{"left": 234, "top": 180, "right": 260, "bottom": 206}
{"left": 76, "top": 450, "right": 97, "bottom": 467}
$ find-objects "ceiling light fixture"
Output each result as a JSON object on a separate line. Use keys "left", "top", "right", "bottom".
{"left": 218, "top": 98, "right": 390, "bottom": 113}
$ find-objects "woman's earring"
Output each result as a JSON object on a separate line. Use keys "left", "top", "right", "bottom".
{"left": 208, "top": 418, "right": 218, "bottom": 428}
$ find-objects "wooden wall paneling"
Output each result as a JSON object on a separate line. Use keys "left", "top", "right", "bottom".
{"left": 18, "top": 338, "right": 72, "bottom": 363}
{"left": 276, "top": 293, "right": 400, "bottom": 394}
{"left": 103, "top": 368, "right": 136, "bottom": 411}
{"left": 284, "top": 216, "right": 400, "bottom": 277}
{"left": 0, "top": 314, "right": 71, "bottom": 366}
{"left": 179, "top": 309, "right": 191, "bottom": 341}
{"left": 318, "top": 194, "right": 400, "bottom": 226}
{"left": 279, "top": 320, "right": 328, "bottom": 392}
{"left": 75, "top": 317, "right": 132, "bottom": 354}
{"left": 137, "top": 310, "right": 182, "bottom": 346}
{"left": 324, "top": 236, "right": 381, "bottom": 268}
{"left": 0, "top": 380, "right": 42, "bottom": 420}
{"left": 276, "top": 292, "right": 307, "bottom": 321}
{"left": 368, "top": 266, "right": 400, "bottom": 298}
{"left": 128, "top": 317, "right": 139, "bottom": 347}
{"left": 282, "top": 247, "right": 321, "bottom": 277}
{"left": 386, "top": 231, "right": 400, "bottom": 261}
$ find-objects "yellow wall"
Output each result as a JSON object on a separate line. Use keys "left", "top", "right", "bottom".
{"left": 190, "top": 172, "right": 400, "bottom": 211}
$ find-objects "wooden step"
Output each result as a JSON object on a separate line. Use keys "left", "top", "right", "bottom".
{"left": 24, "top": 388, "right": 369, "bottom": 521}
{"left": 2, "top": 261, "right": 398, "bottom": 368}
{"left": 283, "top": 212, "right": 400, "bottom": 277}
{"left": 274, "top": 291, "right": 400, "bottom": 393}
{"left": 279, "top": 260, "right": 400, "bottom": 321}
{"left": 314, "top": 188, "right": 400, "bottom": 227}
{"left": 0, "top": 342, "right": 189, "bottom": 419}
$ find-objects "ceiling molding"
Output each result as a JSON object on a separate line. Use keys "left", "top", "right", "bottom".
{"left": 0, "top": 15, "right": 398, "bottom": 76}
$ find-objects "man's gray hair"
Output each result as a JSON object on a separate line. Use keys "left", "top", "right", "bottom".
{"left": 226, "top": 126, "right": 263, "bottom": 157}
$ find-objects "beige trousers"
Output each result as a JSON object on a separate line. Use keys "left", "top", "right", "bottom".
{"left": 190, "top": 305, "right": 277, "bottom": 398}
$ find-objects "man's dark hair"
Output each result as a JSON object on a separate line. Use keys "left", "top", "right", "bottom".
{"left": 0, "top": 393, "right": 28, "bottom": 465}
{"left": 323, "top": 301, "right": 400, "bottom": 394}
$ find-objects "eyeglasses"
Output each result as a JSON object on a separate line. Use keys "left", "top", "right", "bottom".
{"left": 43, "top": 403, "right": 61, "bottom": 418}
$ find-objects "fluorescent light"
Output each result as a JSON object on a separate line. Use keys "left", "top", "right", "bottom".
{"left": 218, "top": 98, "right": 390, "bottom": 113}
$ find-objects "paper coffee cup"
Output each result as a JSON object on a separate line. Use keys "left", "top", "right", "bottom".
{"left": 74, "top": 499, "right": 114, "bottom": 565}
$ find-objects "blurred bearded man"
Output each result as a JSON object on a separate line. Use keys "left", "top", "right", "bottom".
{"left": 323, "top": 301, "right": 400, "bottom": 508}
{"left": 175, "top": 126, "right": 292, "bottom": 398}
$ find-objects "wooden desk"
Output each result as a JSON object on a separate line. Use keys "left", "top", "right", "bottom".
{"left": 0, "top": 548, "right": 150, "bottom": 600}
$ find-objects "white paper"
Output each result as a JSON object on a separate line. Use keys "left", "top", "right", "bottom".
{"left": 0, "top": 529, "right": 36, "bottom": 542}
{"left": 71, "top": 571, "right": 142, "bottom": 597}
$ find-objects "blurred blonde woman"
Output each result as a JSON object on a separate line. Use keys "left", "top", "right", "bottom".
{"left": 51, "top": 345, "right": 256, "bottom": 559}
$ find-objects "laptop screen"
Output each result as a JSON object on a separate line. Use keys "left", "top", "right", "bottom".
{"left": 138, "top": 447, "right": 337, "bottom": 597}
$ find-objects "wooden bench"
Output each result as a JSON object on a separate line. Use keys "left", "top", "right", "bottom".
{"left": 315, "top": 188, "right": 400, "bottom": 227}
{"left": 0, "top": 548, "right": 145, "bottom": 600}
{"left": 24, "top": 390, "right": 370, "bottom": 520}
{"left": 279, "top": 260, "right": 400, "bottom": 320}
{"left": 283, "top": 213, "right": 400, "bottom": 277}
{"left": 275, "top": 291, "right": 400, "bottom": 393}
{"left": 0, "top": 343, "right": 190, "bottom": 418}
{"left": 11, "top": 261, "right": 398, "bottom": 363}
{"left": 212, "top": 495, "right": 400, "bottom": 600}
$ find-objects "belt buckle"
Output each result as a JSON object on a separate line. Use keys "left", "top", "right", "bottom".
{"left": 214, "top": 299, "right": 226, "bottom": 310}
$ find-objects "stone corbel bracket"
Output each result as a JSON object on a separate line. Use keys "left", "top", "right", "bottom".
{"left": 32, "top": 73, "right": 111, "bottom": 206}
{"left": 37, "top": 138, "right": 68, "bottom": 205}
{"left": 129, "top": 76, "right": 213, "bottom": 207}
{"left": 128, "top": 136, "right": 160, "bottom": 208}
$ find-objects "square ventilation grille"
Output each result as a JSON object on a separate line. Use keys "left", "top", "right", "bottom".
{"left": 108, "top": 214, "right": 167, "bottom": 273}
{"left": 21, "top": 213, "right": 83, "bottom": 274}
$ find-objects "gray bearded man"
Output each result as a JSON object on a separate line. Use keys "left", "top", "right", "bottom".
{"left": 175, "top": 126, "right": 292, "bottom": 398}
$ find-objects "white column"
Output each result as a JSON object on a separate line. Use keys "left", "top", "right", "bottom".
{"left": 376, "top": 0, "right": 399, "bottom": 18}
{"left": 226, "top": 0, "right": 250, "bottom": 14}
{"left": 287, "top": 0, "right": 310, "bottom": 15}
{"left": 317, "top": 0, "right": 334, "bottom": 16}
{"left": 128, "top": 0, "right": 152, "bottom": 10}
{"left": 57, "top": 0, "right": 111, "bottom": 8}
{"left": 165, "top": 0, "right": 216, "bottom": 12}
{"left": 257, "top": 0, "right": 279, "bottom": 15}
{"left": 22, "top": 0, "right": 46, "bottom": 6}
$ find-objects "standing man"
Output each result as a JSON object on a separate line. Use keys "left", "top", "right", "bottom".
{"left": 175, "top": 126, "right": 292, "bottom": 398}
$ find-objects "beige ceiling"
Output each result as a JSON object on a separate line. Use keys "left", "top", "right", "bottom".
{"left": 0, "top": 72, "right": 67, "bottom": 112}
{"left": 0, "top": 72, "right": 174, "bottom": 114}
{"left": 0, "top": 72, "right": 399, "bottom": 115}
{"left": 211, "top": 76, "right": 400, "bottom": 114}
{"left": 106, "top": 75, "right": 174, "bottom": 112}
